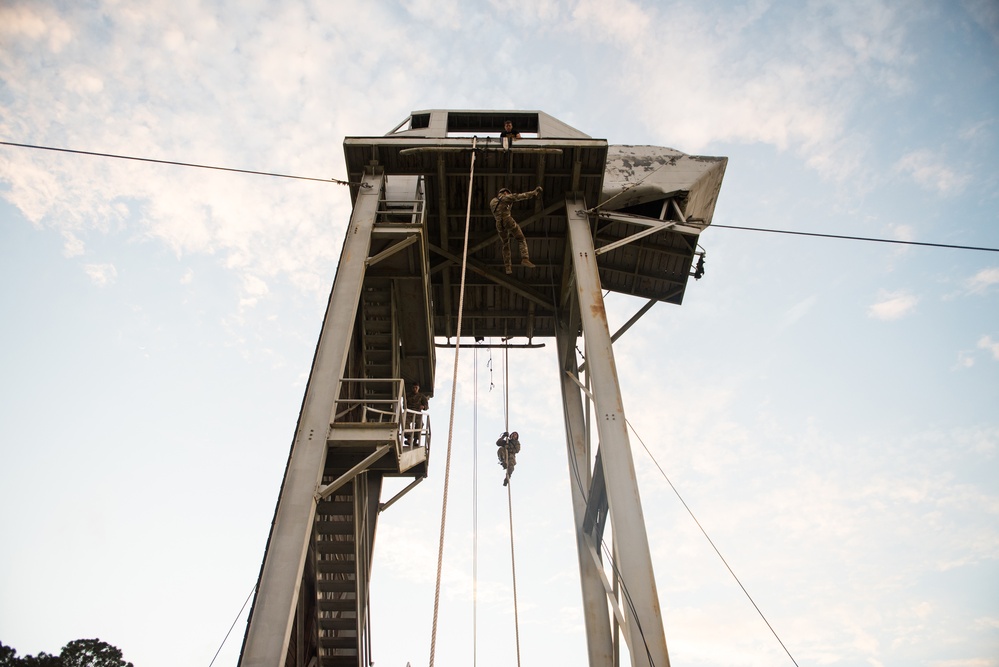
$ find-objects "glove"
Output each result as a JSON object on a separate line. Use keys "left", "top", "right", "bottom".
{"left": 502, "top": 431, "right": 508, "bottom": 437}
{"left": 535, "top": 186, "right": 543, "bottom": 194}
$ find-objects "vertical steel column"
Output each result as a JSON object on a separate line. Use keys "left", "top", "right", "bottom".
{"left": 556, "top": 311, "right": 615, "bottom": 667}
{"left": 240, "top": 171, "right": 384, "bottom": 667}
{"left": 564, "top": 196, "right": 670, "bottom": 667}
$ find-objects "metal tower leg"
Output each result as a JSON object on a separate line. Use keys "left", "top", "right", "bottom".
{"left": 556, "top": 314, "right": 615, "bottom": 667}
{"left": 563, "top": 196, "right": 671, "bottom": 667}
{"left": 240, "top": 171, "right": 385, "bottom": 667}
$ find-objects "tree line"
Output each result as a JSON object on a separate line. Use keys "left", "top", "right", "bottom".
{"left": 0, "top": 639, "right": 132, "bottom": 667}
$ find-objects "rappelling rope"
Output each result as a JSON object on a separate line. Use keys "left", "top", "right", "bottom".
{"left": 472, "top": 348, "right": 480, "bottom": 667}
{"left": 507, "top": 480, "right": 522, "bottom": 667}
{"left": 503, "top": 346, "right": 510, "bottom": 433}
{"left": 502, "top": 346, "right": 522, "bottom": 667}
{"left": 428, "top": 137, "right": 478, "bottom": 667}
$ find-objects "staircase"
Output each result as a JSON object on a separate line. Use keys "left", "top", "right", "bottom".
{"left": 361, "top": 281, "right": 395, "bottom": 390}
{"left": 315, "top": 481, "right": 360, "bottom": 666}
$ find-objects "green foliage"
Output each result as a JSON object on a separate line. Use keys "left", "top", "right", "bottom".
{"left": 17, "top": 654, "right": 61, "bottom": 667}
{"left": 0, "top": 643, "right": 60, "bottom": 667}
{"left": 0, "top": 643, "right": 18, "bottom": 667}
{"left": 0, "top": 640, "right": 132, "bottom": 667}
{"left": 60, "top": 640, "right": 132, "bottom": 667}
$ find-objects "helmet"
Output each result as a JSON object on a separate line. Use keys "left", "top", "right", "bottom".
{"left": 498, "top": 187, "right": 511, "bottom": 195}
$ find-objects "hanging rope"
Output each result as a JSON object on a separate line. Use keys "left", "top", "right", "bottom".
{"left": 472, "top": 348, "right": 479, "bottom": 667}
{"left": 429, "top": 137, "right": 478, "bottom": 667}
{"left": 503, "top": 346, "right": 509, "bottom": 433}
{"left": 502, "top": 346, "right": 522, "bottom": 667}
{"left": 507, "top": 481, "right": 522, "bottom": 667}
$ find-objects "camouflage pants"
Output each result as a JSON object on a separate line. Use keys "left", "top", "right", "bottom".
{"left": 495, "top": 215, "right": 530, "bottom": 272}
{"left": 498, "top": 447, "right": 517, "bottom": 475}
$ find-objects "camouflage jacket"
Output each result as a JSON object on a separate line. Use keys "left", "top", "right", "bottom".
{"left": 489, "top": 189, "right": 537, "bottom": 221}
{"left": 496, "top": 434, "right": 521, "bottom": 453}
{"left": 406, "top": 390, "right": 428, "bottom": 411}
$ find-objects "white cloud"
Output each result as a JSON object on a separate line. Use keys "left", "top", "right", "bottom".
{"left": 0, "top": 3, "right": 73, "bottom": 53}
{"left": 238, "top": 274, "right": 270, "bottom": 309}
{"left": 955, "top": 351, "right": 975, "bottom": 369}
{"left": 959, "top": 118, "right": 997, "bottom": 142}
{"left": 890, "top": 224, "right": 916, "bottom": 242}
{"left": 489, "top": 0, "right": 564, "bottom": 22}
{"left": 931, "top": 659, "right": 998, "bottom": 667}
{"left": 967, "top": 267, "right": 999, "bottom": 294}
{"left": 867, "top": 290, "right": 918, "bottom": 320}
{"left": 0, "top": 0, "right": 431, "bottom": 305}
{"left": 894, "top": 149, "right": 970, "bottom": 196}
{"left": 84, "top": 262, "right": 117, "bottom": 286}
{"left": 557, "top": 0, "right": 920, "bottom": 185}
{"left": 403, "top": 0, "right": 466, "bottom": 29}
{"left": 977, "top": 335, "right": 999, "bottom": 361}
{"left": 61, "top": 231, "right": 85, "bottom": 258}
{"left": 963, "top": 0, "right": 999, "bottom": 46}
{"left": 779, "top": 294, "right": 818, "bottom": 329}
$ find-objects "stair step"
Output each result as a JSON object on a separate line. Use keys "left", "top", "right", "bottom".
{"left": 318, "top": 615, "right": 357, "bottom": 630}
{"left": 317, "top": 557, "right": 357, "bottom": 574}
{"left": 320, "top": 656, "right": 361, "bottom": 667}
{"left": 318, "top": 636, "right": 360, "bottom": 650}
{"left": 317, "top": 577, "right": 357, "bottom": 593}
{"left": 316, "top": 539, "right": 355, "bottom": 555}
{"left": 315, "top": 500, "right": 353, "bottom": 511}
{"left": 318, "top": 596, "right": 357, "bottom": 612}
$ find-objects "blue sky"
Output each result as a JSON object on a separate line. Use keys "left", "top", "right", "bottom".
{"left": 1, "top": 1, "right": 997, "bottom": 666}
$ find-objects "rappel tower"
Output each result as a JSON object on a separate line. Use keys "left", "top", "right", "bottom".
{"left": 238, "top": 109, "right": 727, "bottom": 667}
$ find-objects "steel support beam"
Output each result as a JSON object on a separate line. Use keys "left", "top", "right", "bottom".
{"left": 564, "top": 196, "right": 671, "bottom": 667}
{"left": 556, "top": 314, "right": 615, "bottom": 667}
{"left": 239, "top": 171, "right": 384, "bottom": 667}
{"left": 594, "top": 209, "right": 705, "bottom": 237}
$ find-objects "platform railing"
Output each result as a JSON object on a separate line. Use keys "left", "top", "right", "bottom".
{"left": 376, "top": 196, "right": 426, "bottom": 226}
{"left": 331, "top": 378, "right": 430, "bottom": 458}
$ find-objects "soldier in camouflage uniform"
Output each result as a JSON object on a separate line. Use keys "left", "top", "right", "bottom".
{"left": 496, "top": 431, "right": 522, "bottom": 486}
{"left": 405, "top": 382, "right": 429, "bottom": 446}
{"left": 489, "top": 186, "right": 542, "bottom": 274}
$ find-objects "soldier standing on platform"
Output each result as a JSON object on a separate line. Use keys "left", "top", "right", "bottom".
{"left": 489, "top": 186, "right": 542, "bottom": 274}
{"left": 500, "top": 119, "right": 521, "bottom": 148}
{"left": 405, "top": 382, "right": 429, "bottom": 446}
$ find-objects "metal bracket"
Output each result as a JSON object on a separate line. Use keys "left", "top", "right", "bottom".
{"left": 378, "top": 476, "right": 426, "bottom": 514}
{"left": 366, "top": 234, "right": 419, "bottom": 267}
{"left": 315, "top": 446, "right": 391, "bottom": 502}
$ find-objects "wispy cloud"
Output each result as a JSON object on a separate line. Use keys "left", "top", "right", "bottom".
{"left": 894, "top": 149, "right": 970, "bottom": 195}
{"left": 779, "top": 294, "right": 818, "bottom": 329}
{"left": 83, "top": 262, "right": 117, "bottom": 286}
{"left": 931, "top": 659, "right": 998, "bottom": 667}
{"left": 963, "top": 0, "right": 999, "bottom": 46}
{"left": 563, "top": 0, "right": 915, "bottom": 184}
{"left": 978, "top": 335, "right": 999, "bottom": 361}
{"left": 0, "top": 0, "right": 431, "bottom": 307}
{"left": 955, "top": 351, "right": 976, "bottom": 369}
{"left": 967, "top": 267, "right": 999, "bottom": 294}
{"left": 868, "top": 290, "right": 919, "bottom": 320}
